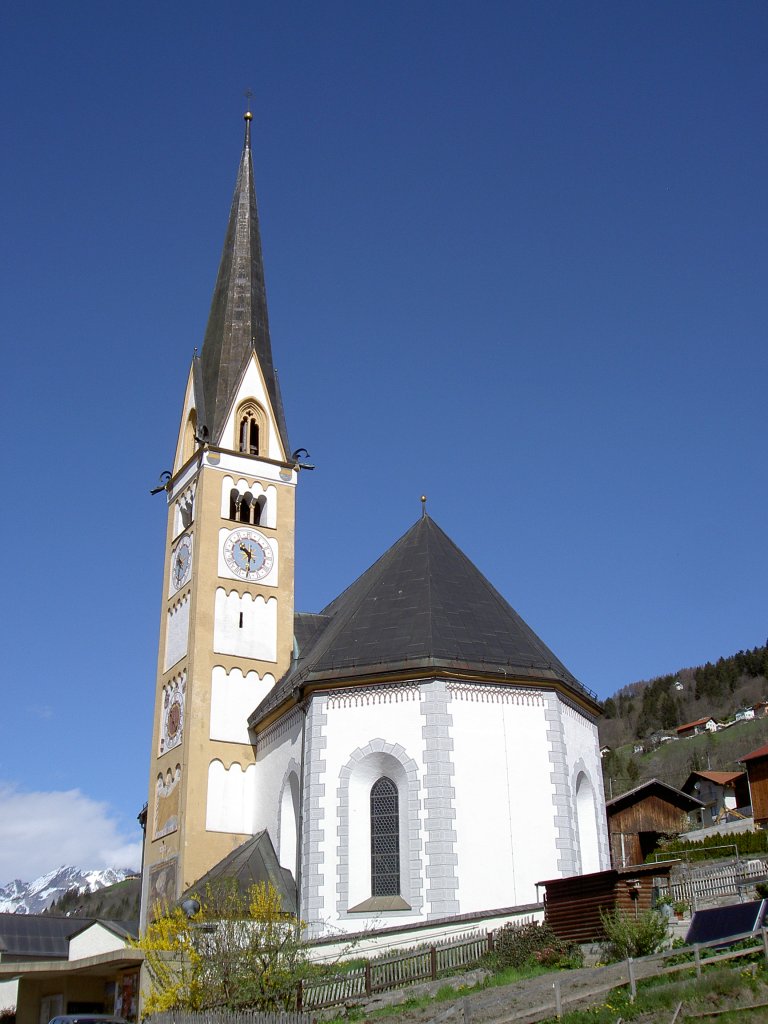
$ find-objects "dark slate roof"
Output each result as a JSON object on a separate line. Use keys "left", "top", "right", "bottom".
{"left": 182, "top": 831, "right": 297, "bottom": 916}
{"left": 0, "top": 914, "right": 91, "bottom": 959}
{"left": 251, "top": 515, "right": 596, "bottom": 726}
{"left": 67, "top": 919, "right": 139, "bottom": 942}
{"left": 198, "top": 115, "right": 290, "bottom": 455}
{"left": 294, "top": 612, "right": 331, "bottom": 655}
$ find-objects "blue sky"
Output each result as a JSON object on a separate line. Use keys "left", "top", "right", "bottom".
{"left": 2, "top": 1, "right": 767, "bottom": 882}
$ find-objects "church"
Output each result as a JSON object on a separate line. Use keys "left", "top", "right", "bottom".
{"left": 140, "top": 113, "right": 610, "bottom": 936}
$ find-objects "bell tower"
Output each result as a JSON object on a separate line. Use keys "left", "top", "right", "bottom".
{"left": 140, "top": 112, "right": 298, "bottom": 924}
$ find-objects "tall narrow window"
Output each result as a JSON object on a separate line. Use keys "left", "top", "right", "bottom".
{"left": 235, "top": 401, "right": 267, "bottom": 457}
{"left": 229, "top": 488, "right": 241, "bottom": 521}
{"left": 370, "top": 777, "right": 400, "bottom": 896}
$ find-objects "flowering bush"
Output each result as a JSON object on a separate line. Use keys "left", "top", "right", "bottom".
{"left": 490, "top": 921, "right": 583, "bottom": 970}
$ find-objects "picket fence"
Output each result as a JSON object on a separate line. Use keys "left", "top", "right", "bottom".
{"left": 297, "top": 929, "right": 492, "bottom": 1010}
{"left": 148, "top": 1011, "right": 310, "bottom": 1024}
{"left": 660, "top": 856, "right": 768, "bottom": 906}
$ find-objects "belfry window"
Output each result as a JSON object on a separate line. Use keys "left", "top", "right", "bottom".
{"left": 229, "top": 488, "right": 266, "bottom": 526}
{"left": 370, "top": 777, "right": 400, "bottom": 896}
{"left": 239, "top": 413, "right": 260, "bottom": 455}
{"left": 235, "top": 400, "right": 267, "bottom": 456}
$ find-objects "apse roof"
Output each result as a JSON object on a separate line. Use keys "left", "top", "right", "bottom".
{"left": 251, "top": 514, "right": 597, "bottom": 726}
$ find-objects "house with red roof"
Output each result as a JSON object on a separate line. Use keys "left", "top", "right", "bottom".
{"left": 681, "top": 770, "right": 751, "bottom": 825}
{"left": 676, "top": 716, "right": 718, "bottom": 739}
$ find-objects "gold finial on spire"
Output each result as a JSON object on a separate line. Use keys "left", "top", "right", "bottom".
{"left": 244, "top": 88, "right": 254, "bottom": 120}
{"left": 421, "top": 495, "right": 427, "bottom": 518}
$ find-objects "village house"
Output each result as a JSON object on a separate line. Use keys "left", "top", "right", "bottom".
{"left": 676, "top": 717, "right": 718, "bottom": 739}
{"left": 0, "top": 915, "right": 141, "bottom": 1024}
{"left": 681, "top": 770, "right": 751, "bottom": 825}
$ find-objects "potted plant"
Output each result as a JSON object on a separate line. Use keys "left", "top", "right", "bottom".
{"left": 673, "top": 901, "right": 689, "bottom": 920}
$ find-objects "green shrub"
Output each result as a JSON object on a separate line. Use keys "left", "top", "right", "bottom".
{"left": 649, "top": 830, "right": 768, "bottom": 862}
{"left": 489, "top": 921, "right": 583, "bottom": 971}
{"left": 599, "top": 907, "right": 669, "bottom": 962}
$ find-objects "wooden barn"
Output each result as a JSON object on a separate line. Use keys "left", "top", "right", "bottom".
{"left": 606, "top": 778, "right": 704, "bottom": 867}
{"left": 740, "top": 743, "right": 768, "bottom": 827}
{"left": 537, "top": 862, "right": 677, "bottom": 943}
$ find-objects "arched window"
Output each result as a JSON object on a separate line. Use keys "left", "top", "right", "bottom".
{"left": 575, "top": 772, "right": 600, "bottom": 874}
{"left": 239, "top": 491, "right": 254, "bottom": 523}
{"left": 236, "top": 402, "right": 267, "bottom": 457}
{"left": 253, "top": 494, "right": 266, "bottom": 526}
{"left": 229, "top": 488, "right": 241, "bottom": 520}
{"left": 228, "top": 487, "right": 267, "bottom": 525}
{"left": 370, "top": 777, "right": 400, "bottom": 896}
{"left": 183, "top": 409, "right": 197, "bottom": 463}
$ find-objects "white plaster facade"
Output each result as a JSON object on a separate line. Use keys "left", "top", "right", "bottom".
{"left": 244, "top": 677, "right": 608, "bottom": 936}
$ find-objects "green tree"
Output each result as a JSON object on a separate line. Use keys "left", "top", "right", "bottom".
{"left": 133, "top": 881, "right": 310, "bottom": 1016}
{"left": 599, "top": 908, "right": 668, "bottom": 961}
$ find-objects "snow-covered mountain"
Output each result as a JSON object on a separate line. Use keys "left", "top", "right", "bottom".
{"left": 0, "top": 866, "right": 136, "bottom": 915}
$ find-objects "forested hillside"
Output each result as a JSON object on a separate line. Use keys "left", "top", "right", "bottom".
{"left": 43, "top": 876, "right": 140, "bottom": 920}
{"left": 598, "top": 643, "right": 768, "bottom": 749}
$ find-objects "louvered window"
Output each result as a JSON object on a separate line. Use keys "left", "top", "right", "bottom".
{"left": 370, "top": 776, "right": 400, "bottom": 896}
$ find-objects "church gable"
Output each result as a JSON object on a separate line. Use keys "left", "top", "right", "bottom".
{"left": 216, "top": 352, "right": 288, "bottom": 462}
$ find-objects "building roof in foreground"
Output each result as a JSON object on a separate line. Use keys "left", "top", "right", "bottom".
{"left": 183, "top": 830, "right": 297, "bottom": 915}
{"left": 740, "top": 743, "right": 768, "bottom": 763}
{"left": 605, "top": 778, "right": 705, "bottom": 814}
{"left": 682, "top": 770, "right": 746, "bottom": 790}
{"left": 0, "top": 914, "right": 137, "bottom": 959}
{"left": 251, "top": 514, "right": 598, "bottom": 727}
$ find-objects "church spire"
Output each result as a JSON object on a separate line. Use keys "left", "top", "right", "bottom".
{"left": 198, "top": 111, "right": 290, "bottom": 454}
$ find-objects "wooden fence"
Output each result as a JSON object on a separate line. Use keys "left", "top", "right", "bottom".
{"left": 522, "top": 925, "right": 768, "bottom": 1023}
{"left": 659, "top": 856, "right": 768, "bottom": 906}
{"left": 147, "top": 1010, "right": 310, "bottom": 1024}
{"left": 145, "top": 925, "right": 768, "bottom": 1024}
{"left": 297, "top": 929, "right": 492, "bottom": 1010}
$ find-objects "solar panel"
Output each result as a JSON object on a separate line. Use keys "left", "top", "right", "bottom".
{"left": 685, "top": 900, "right": 767, "bottom": 945}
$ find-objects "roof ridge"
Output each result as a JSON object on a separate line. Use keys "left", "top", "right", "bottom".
{"left": 426, "top": 517, "right": 577, "bottom": 680}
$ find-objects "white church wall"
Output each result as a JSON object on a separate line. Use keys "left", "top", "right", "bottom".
{"left": 213, "top": 588, "right": 277, "bottom": 661}
{"left": 254, "top": 708, "right": 303, "bottom": 872}
{"left": 164, "top": 592, "right": 189, "bottom": 670}
{"left": 450, "top": 684, "right": 558, "bottom": 909}
{"left": 210, "top": 666, "right": 275, "bottom": 744}
{"left": 307, "top": 686, "right": 427, "bottom": 933}
{"left": 206, "top": 759, "right": 257, "bottom": 833}
{"left": 560, "top": 699, "right": 610, "bottom": 874}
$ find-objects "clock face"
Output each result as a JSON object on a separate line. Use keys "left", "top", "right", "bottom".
{"left": 166, "top": 699, "right": 182, "bottom": 739}
{"left": 171, "top": 535, "right": 192, "bottom": 590}
{"left": 223, "top": 527, "right": 274, "bottom": 581}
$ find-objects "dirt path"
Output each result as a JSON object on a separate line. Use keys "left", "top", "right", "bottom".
{"left": 357, "top": 961, "right": 633, "bottom": 1024}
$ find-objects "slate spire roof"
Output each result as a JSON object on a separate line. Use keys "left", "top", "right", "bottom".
{"left": 197, "top": 113, "right": 290, "bottom": 453}
{"left": 251, "top": 515, "right": 597, "bottom": 726}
